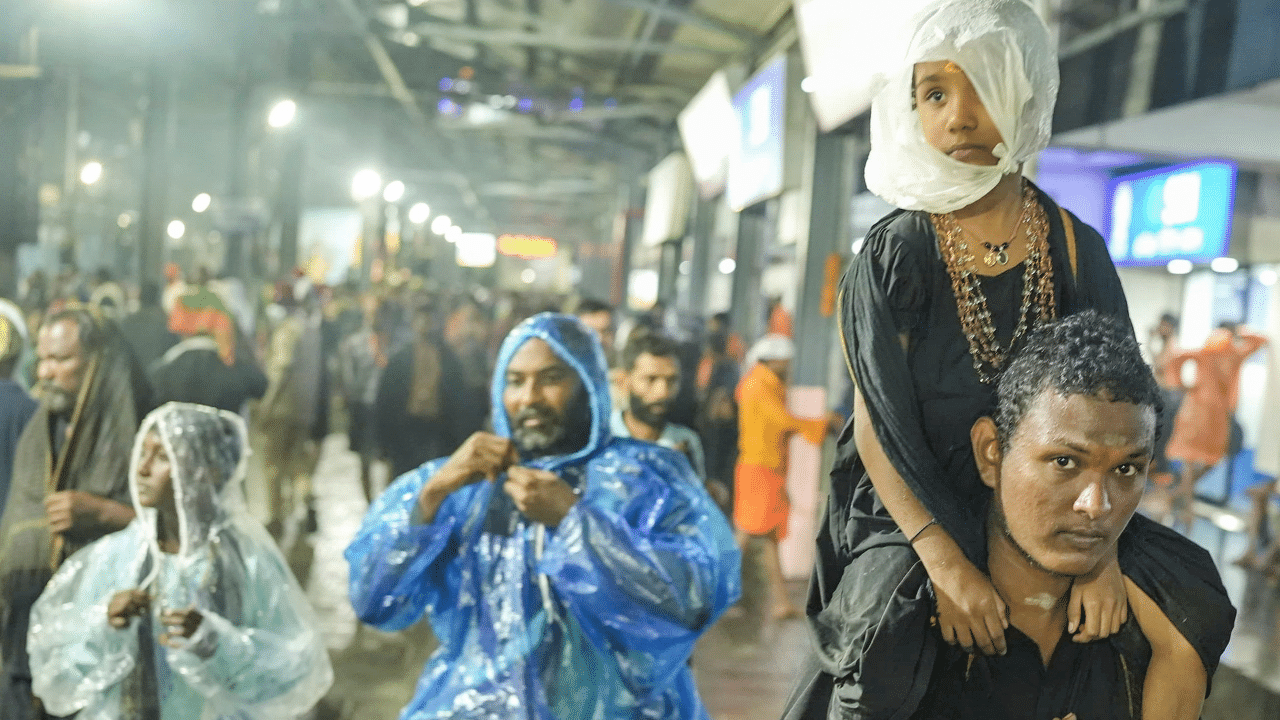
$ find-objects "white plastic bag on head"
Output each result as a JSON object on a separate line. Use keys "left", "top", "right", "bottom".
{"left": 864, "top": 0, "right": 1059, "bottom": 214}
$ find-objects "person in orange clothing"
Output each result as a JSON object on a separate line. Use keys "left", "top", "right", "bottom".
{"left": 1165, "top": 322, "right": 1267, "bottom": 529}
{"left": 734, "top": 334, "right": 829, "bottom": 620}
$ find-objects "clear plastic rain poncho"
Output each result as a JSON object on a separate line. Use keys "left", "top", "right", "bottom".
{"left": 27, "top": 402, "right": 333, "bottom": 719}
{"left": 864, "top": 0, "right": 1059, "bottom": 213}
{"left": 346, "top": 313, "right": 740, "bottom": 720}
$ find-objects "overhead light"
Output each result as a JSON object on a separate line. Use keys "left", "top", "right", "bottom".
{"left": 192, "top": 193, "right": 212, "bottom": 213}
{"left": 521, "top": 268, "right": 537, "bottom": 284}
{"left": 1211, "top": 257, "right": 1239, "bottom": 273}
{"left": 800, "top": 76, "right": 818, "bottom": 93}
{"left": 1166, "top": 259, "right": 1193, "bottom": 275}
{"left": 167, "top": 220, "right": 186, "bottom": 240}
{"left": 678, "top": 260, "right": 691, "bottom": 275}
{"left": 718, "top": 257, "right": 736, "bottom": 275}
{"left": 351, "top": 169, "right": 382, "bottom": 201}
{"left": 79, "top": 161, "right": 103, "bottom": 186}
{"left": 267, "top": 99, "right": 297, "bottom": 128}
{"left": 383, "top": 180, "right": 405, "bottom": 203}
{"left": 431, "top": 215, "right": 452, "bottom": 235}
{"left": 851, "top": 236, "right": 866, "bottom": 254}
{"left": 1258, "top": 268, "right": 1278, "bottom": 287}
{"left": 408, "top": 202, "right": 431, "bottom": 224}
{"left": 445, "top": 225, "right": 463, "bottom": 243}
{"left": 117, "top": 213, "right": 132, "bottom": 229}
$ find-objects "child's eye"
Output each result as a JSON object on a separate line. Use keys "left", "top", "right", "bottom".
{"left": 927, "top": 90, "right": 944, "bottom": 102}
{"left": 1053, "top": 456, "right": 1077, "bottom": 470}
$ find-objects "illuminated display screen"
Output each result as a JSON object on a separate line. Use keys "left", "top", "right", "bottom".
{"left": 1105, "top": 161, "right": 1237, "bottom": 266}
{"left": 727, "top": 56, "right": 787, "bottom": 211}
{"left": 497, "top": 234, "right": 557, "bottom": 259}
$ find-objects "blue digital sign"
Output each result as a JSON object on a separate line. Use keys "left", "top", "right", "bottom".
{"left": 1105, "top": 161, "right": 1238, "bottom": 267}
{"left": 727, "top": 56, "right": 787, "bottom": 211}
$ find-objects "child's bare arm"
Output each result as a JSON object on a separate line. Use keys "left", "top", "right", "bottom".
{"left": 1122, "top": 576, "right": 1205, "bottom": 720}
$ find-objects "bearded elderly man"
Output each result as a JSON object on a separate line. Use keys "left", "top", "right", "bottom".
{"left": 0, "top": 307, "right": 152, "bottom": 718}
{"left": 347, "top": 313, "right": 740, "bottom": 720}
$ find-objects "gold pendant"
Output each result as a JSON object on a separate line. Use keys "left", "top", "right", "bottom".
{"left": 984, "top": 252, "right": 997, "bottom": 267}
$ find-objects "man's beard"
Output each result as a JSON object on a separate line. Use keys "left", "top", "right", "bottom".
{"left": 511, "top": 392, "right": 592, "bottom": 458}
{"left": 990, "top": 493, "right": 1072, "bottom": 580}
{"left": 35, "top": 382, "right": 76, "bottom": 416}
{"left": 628, "top": 393, "right": 670, "bottom": 430}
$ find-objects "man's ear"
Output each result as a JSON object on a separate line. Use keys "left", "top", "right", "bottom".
{"left": 971, "top": 417, "right": 1003, "bottom": 490}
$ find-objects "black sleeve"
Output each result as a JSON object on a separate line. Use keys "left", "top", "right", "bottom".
{"left": 861, "top": 213, "right": 931, "bottom": 337}
{"left": 839, "top": 211, "right": 986, "bottom": 563}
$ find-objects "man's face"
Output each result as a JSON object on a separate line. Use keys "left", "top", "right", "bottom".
{"left": 913, "top": 60, "right": 1006, "bottom": 166}
{"left": 577, "top": 311, "right": 614, "bottom": 353}
{"left": 36, "top": 319, "right": 88, "bottom": 416}
{"left": 504, "top": 338, "right": 584, "bottom": 454}
{"left": 976, "top": 389, "right": 1154, "bottom": 577}
{"left": 135, "top": 431, "right": 175, "bottom": 511}
{"left": 412, "top": 307, "right": 435, "bottom": 340}
{"left": 625, "top": 352, "right": 680, "bottom": 428}
{"left": 762, "top": 358, "right": 791, "bottom": 384}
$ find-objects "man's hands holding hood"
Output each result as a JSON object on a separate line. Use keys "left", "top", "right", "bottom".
{"left": 417, "top": 432, "right": 579, "bottom": 527}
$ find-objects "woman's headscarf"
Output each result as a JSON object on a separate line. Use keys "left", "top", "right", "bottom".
{"left": 864, "top": 0, "right": 1059, "bottom": 213}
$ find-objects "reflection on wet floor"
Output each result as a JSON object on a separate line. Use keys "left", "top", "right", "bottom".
{"left": 282, "top": 435, "right": 1280, "bottom": 719}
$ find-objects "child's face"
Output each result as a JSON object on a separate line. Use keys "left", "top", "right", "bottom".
{"left": 136, "top": 431, "right": 175, "bottom": 511}
{"left": 912, "top": 60, "right": 1005, "bottom": 166}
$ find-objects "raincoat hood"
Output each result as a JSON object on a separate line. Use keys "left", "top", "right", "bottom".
{"left": 864, "top": 0, "right": 1059, "bottom": 213}
{"left": 491, "top": 313, "right": 612, "bottom": 468}
{"left": 129, "top": 402, "right": 247, "bottom": 563}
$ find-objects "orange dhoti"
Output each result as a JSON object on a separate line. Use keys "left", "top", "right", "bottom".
{"left": 734, "top": 463, "right": 790, "bottom": 539}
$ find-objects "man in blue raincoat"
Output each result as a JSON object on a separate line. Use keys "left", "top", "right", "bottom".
{"left": 346, "top": 313, "right": 741, "bottom": 720}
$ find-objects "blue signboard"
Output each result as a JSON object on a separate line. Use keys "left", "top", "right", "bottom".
{"left": 727, "top": 56, "right": 787, "bottom": 211}
{"left": 1105, "top": 161, "right": 1238, "bottom": 267}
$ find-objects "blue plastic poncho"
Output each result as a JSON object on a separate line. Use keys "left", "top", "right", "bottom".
{"left": 27, "top": 402, "right": 334, "bottom": 719}
{"left": 346, "top": 313, "right": 740, "bottom": 720}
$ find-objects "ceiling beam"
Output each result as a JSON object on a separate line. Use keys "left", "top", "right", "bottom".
{"left": 602, "top": 0, "right": 762, "bottom": 48}
{"left": 405, "top": 21, "right": 732, "bottom": 56}
{"left": 1057, "top": 0, "right": 1188, "bottom": 59}
{"left": 331, "top": 0, "right": 492, "bottom": 223}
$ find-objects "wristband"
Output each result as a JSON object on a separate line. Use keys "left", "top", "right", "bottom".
{"left": 908, "top": 518, "right": 938, "bottom": 544}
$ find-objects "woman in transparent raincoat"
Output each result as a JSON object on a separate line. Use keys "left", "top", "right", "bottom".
{"left": 346, "top": 313, "right": 740, "bottom": 720}
{"left": 27, "top": 402, "right": 333, "bottom": 719}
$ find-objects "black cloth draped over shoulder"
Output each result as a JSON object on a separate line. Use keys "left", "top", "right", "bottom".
{"left": 787, "top": 185, "right": 1235, "bottom": 720}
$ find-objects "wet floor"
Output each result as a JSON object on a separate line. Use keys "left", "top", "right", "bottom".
{"left": 272, "top": 434, "right": 1280, "bottom": 719}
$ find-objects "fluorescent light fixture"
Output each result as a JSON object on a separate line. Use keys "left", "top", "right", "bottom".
{"left": 408, "top": 202, "right": 430, "bottom": 224}
{"left": 351, "top": 169, "right": 382, "bottom": 201}
{"left": 267, "top": 99, "right": 297, "bottom": 128}
{"left": 431, "top": 215, "right": 452, "bottom": 235}
{"left": 383, "top": 180, "right": 405, "bottom": 203}
{"left": 1166, "top": 259, "right": 1193, "bottom": 275}
{"left": 80, "top": 161, "right": 103, "bottom": 185}
{"left": 718, "top": 257, "right": 736, "bottom": 275}
{"left": 1210, "top": 257, "right": 1239, "bottom": 273}
{"left": 192, "top": 193, "right": 212, "bottom": 213}
{"left": 167, "top": 220, "right": 186, "bottom": 240}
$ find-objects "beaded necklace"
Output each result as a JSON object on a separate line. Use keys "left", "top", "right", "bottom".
{"left": 930, "top": 184, "right": 1056, "bottom": 383}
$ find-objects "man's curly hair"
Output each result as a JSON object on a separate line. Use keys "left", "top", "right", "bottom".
{"left": 994, "top": 311, "right": 1163, "bottom": 451}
